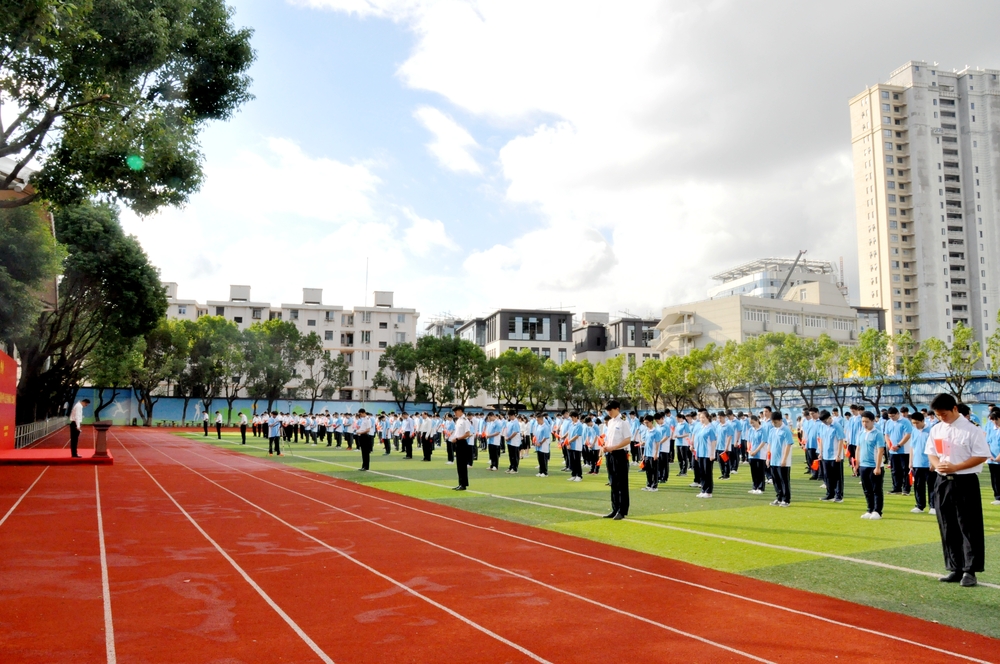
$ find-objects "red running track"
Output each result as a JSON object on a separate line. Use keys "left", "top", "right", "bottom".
{"left": 0, "top": 428, "right": 998, "bottom": 664}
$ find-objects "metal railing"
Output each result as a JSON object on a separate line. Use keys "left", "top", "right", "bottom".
{"left": 15, "top": 417, "right": 69, "bottom": 449}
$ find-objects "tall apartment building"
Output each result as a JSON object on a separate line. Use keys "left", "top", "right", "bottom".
{"left": 850, "top": 61, "right": 1000, "bottom": 350}
{"left": 164, "top": 283, "right": 419, "bottom": 402}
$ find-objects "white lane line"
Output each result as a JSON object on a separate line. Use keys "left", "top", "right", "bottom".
{"left": 95, "top": 468, "right": 117, "bottom": 664}
{"left": 253, "top": 444, "right": 1000, "bottom": 590}
{"left": 0, "top": 468, "right": 48, "bottom": 528}
{"left": 111, "top": 436, "right": 335, "bottom": 664}
{"left": 121, "top": 434, "right": 551, "bottom": 664}
{"left": 174, "top": 444, "right": 776, "bottom": 664}
{"left": 187, "top": 444, "right": 997, "bottom": 664}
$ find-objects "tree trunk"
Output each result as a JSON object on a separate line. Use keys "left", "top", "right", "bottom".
{"left": 93, "top": 386, "right": 119, "bottom": 420}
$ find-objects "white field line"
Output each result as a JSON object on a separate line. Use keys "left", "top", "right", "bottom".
{"left": 0, "top": 468, "right": 47, "bottom": 528}
{"left": 94, "top": 468, "right": 117, "bottom": 664}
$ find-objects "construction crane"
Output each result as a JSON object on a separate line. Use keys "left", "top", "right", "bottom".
{"left": 774, "top": 250, "right": 807, "bottom": 299}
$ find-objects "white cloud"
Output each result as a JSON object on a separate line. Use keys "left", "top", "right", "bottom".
{"left": 401, "top": 208, "right": 459, "bottom": 255}
{"left": 413, "top": 106, "right": 482, "bottom": 174}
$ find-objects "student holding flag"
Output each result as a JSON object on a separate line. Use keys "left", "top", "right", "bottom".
{"left": 818, "top": 409, "right": 845, "bottom": 502}
{"left": 692, "top": 409, "right": 718, "bottom": 499}
{"left": 768, "top": 411, "right": 794, "bottom": 506}
{"left": 909, "top": 412, "right": 935, "bottom": 514}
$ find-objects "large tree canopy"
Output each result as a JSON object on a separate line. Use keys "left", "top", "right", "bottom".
{"left": 15, "top": 202, "right": 166, "bottom": 422}
{"left": 0, "top": 0, "right": 254, "bottom": 211}
{"left": 0, "top": 204, "right": 63, "bottom": 342}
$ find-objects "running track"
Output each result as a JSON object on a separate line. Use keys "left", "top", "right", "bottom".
{"left": 1, "top": 429, "right": 999, "bottom": 663}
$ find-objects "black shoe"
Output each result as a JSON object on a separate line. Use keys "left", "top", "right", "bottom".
{"left": 888, "top": 491, "right": 902, "bottom": 495}
{"left": 613, "top": 513, "right": 625, "bottom": 520}
{"left": 939, "top": 571, "right": 963, "bottom": 583}
{"left": 961, "top": 573, "right": 978, "bottom": 587}
{"left": 603, "top": 512, "right": 618, "bottom": 519}
{"left": 359, "top": 468, "right": 367, "bottom": 472}
{"left": 71, "top": 454, "right": 81, "bottom": 458}
{"left": 453, "top": 486, "right": 467, "bottom": 491}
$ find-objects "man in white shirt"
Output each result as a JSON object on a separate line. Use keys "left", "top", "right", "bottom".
{"left": 928, "top": 393, "right": 991, "bottom": 587}
{"left": 202, "top": 411, "right": 210, "bottom": 436}
{"left": 355, "top": 409, "right": 375, "bottom": 471}
{"left": 214, "top": 411, "right": 223, "bottom": 440}
{"left": 450, "top": 406, "right": 473, "bottom": 490}
{"left": 600, "top": 400, "right": 631, "bottom": 520}
{"left": 239, "top": 412, "right": 248, "bottom": 444}
{"left": 69, "top": 398, "right": 90, "bottom": 458}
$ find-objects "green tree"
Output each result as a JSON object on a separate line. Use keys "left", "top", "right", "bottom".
{"left": 373, "top": 342, "right": 419, "bottom": 411}
{"left": 83, "top": 332, "right": 140, "bottom": 420}
{"left": 297, "top": 332, "right": 329, "bottom": 414}
{"left": 634, "top": 358, "right": 664, "bottom": 410}
{"left": 987, "top": 312, "right": 1000, "bottom": 390}
{"left": 450, "top": 340, "right": 490, "bottom": 407}
{"left": 490, "top": 349, "right": 536, "bottom": 409}
{"left": 130, "top": 318, "right": 189, "bottom": 425}
{"left": 783, "top": 335, "right": 832, "bottom": 409}
{"left": 660, "top": 353, "right": 706, "bottom": 412}
{"left": 0, "top": 204, "right": 64, "bottom": 342}
{"left": 0, "top": 0, "right": 255, "bottom": 211}
{"left": 186, "top": 315, "right": 238, "bottom": 415}
{"left": 525, "top": 358, "right": 558, "bottom": 412}
{"left": 816, "top": 340, "right": 850, "bottom": 411}
{"left": 14, "top": 203, "right": 165, "bottom": 423}
{"left": 704, "top": 341, "right": 746, "bottom": 409}
{"left": 414, "top": 336, "right": 455, "bottom": 413}
{"left": 219, "top": 328, "right": 252, "bottom": 424}
{"left": 924, "top": 322, "right": 982, "bottom": 403}
{"left": 245, "top": 319, "right": 301, "bottom": 412}
{"left": 849, "top": 328, "right": 892, "bottom": 412}
{"left": 323, "top": 353, "right": 350, "bottom": 404}
{"left": 893, "top": 330, "right": 929, "bottom": 411}
{"left": 554, "top": 360, "right": 597, "bottom": 412}
{"left": 593, "top": 355, "right": 626, "bottom": 403}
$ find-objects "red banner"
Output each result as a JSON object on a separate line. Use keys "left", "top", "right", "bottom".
{"left": 0, "top": 349, "right": 15, "bottom": 450}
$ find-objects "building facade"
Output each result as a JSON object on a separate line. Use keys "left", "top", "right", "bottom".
{"left": 460, "top": 309, "right": 575, "bottom": 363}
{"left": 164, "top": 283, "right": 418, "bottom": 403}
{"left": 850, "top": 61, "right": 1000, "bottom": 348}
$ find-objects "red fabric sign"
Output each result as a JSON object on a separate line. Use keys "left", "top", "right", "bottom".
{"left": 0, "top": 349, "right": 15, "bottom": 450}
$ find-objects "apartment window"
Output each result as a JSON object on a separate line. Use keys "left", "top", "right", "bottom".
{"left": 745, "top": 308, "right": 769, "bottom": 323}
{"left": 233, "top": 316, "right": 243, "bottom": 324}
{"left": 307, "top": 319, "right": 316, "bottom": 326}
{"left": 804, "top": 315, "right": 826, "bottom": 328}
{"left": 395, "top": 332, "right": 406, "bottom": 343}
{"left": 881, "top": 103, "right": 890, "bottom": 112}
{"left": 378, "top": 341, "right": 387, "bottom": 349}
{"left": 339, "top": 390, "right": 352, "bottom": 401}
{"left": 774, "top": 312, "right": 799, "bottom": 326}
{"left": 885, "top": 141, "right": 893, "bottom": 150}
{"left": 889, "top": 220, "right": 898, "bottom": 229}
{"left": 215, "top": 306, "right": 224, "bottom": 316}
{"left": 252, "top": 308, "right": 262, "bottom": 320}
{"left": 379, "top": 322, "right": 388, "bottom": 329}
{"left": 558, "top": 349, "right": 567, "bottom": 364}
{"left": 887, "top": 182, "right": 895, "bottom": 189}
{"left": 889, "top": 207, "right": 897, "bottom": 215}
{"left": 883, "top": 129, "right": 892, "bottom": 137}
{"left": 289, "top": 309, "right": 299, "bottom": 320}
{"left": 798, "top": 288, "right": 807, "bottom": 301}
{"left": 325, "top": 311, "right": 335, "bottom": 322}
{"left": 881, "top": 91, "right": 889, "bottom": 99}
{"left": 342, "top": 314, "right": 354, "bottom": 326}
{"left": 360, "top": 330, "right": 371, "bottom": 344}
{"left": 341, "top": 333, "right": 354, "bottom": 346}
{"left": 397, "top": 314, "right": 406, "bottom": 323}
{"left": 325, "top": 330, "right": 333, "bottom": 341}
{"left": 269, "top": 311, "right": 282, "bottom": 320}
{"left": 541, "top": 348, "right": 551, "bottom": 359}
{"left": 832, "top": 318, "right": 855, "bottom": 331}
{"left": 177, "top": 305, "right": 187, "bottom": 315}
{"left": 361, "top": 312, "right": 372, "bottom": 324}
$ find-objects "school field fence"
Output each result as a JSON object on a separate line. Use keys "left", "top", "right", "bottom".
{"left": 15, "top": 417, "right": 69, "bottom": 449}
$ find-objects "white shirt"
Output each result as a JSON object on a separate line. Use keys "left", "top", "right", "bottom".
{"left": 70, "top": 401, "right": 84, "bottom": 427}
{"left": 215, "top": 413, "right": 223, "bottom": 424}
{"left": 452, "top": 416, "right": 472, "bottom": 444}
{"left": 239, "top": 413, "right": 247, "bottom": 425}
{"left": 355, "top": 416, "right": 373, "bottom": 435}
{"left": 927, "top": 416, "right": 990, "bottom": 475}
{"left": 604, "top": 416, "right": 630, "bottom": 451}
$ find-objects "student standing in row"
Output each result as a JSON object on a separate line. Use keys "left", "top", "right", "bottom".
{"left": 747, "top": 416, "right": 767, "bottom": 494}
{"left": 986, "top": 410, "right": 1000, "bottom": 506}
{"left": 564, "top": 412, "right": 584, "bottom": 481}
{"left": 485, "top": 412, "right": 503, "bottom": 470}
{"left": 693, "top": 409, "right": 717, "bottom": 499}
{"left": 450, "top": 406, "right": 473, "bottom": 490}
{"left": 267, "top": 411, "right": 283, "bottom": 456}
{"left": 927, "top": 393, "right": 990, "bottom": 587}
{"left": 355, "top": 409, "right": 374, "bottom": 471}
{"left": 641, "top": 415, "right": 660, "bottom": 492}
{"left": 909, "top": 412, "right": 935, "bottom": 514}
{"left": 533, "top": 413, "right": 552, "bottom": 477}
{"left": 857, "top": 411, "right": 885, "bottom": 519}
{"left": 768, "top": 412, "right": 793, "bottom": 507}
{"left": 818, "top": 410, "right": 845, "bottom": 502}
{"left": 504, "top": 411, "right": 522, "bottom": 473}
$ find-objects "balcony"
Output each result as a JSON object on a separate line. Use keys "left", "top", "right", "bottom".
{"left": 663, "top": 322, "right": 703, "bottom": 337}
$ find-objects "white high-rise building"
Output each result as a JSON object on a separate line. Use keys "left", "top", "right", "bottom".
{"left": 849, "top": 61, "right": 1000, "bottom": 350}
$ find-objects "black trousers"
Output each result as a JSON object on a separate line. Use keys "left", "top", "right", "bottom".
{"left": 240, "top": 424, "right": 246, "bottom": 444}
{"left": 990, "top": 465, "right": 1000, "bottom": 501}
{"left": 215, "top": 423, "right": 222, "bottom": 439}
{"left": 823, "top": 459, "right": 844, "bottom": 500}
{"left": 446, "top": 440, "right": 454, "bottom": 463}
{"left": 771, "top": 465, "right": 790, "bottom": 503}
{"left": 699, "top": 457, "right": 715, "bottom": 495}
{"left": 644, "top": 457, "right": 658, "bottom": 488}
{"left": 657, "top": 448, "right": 670, "bottom": 483}
{"left": 934, "top": 474, "right": 985, "bottom": 573}
{"left": 608, "top": 449, "right": 630, "bottom": 516}
{"left": 488, "top": 444, "right": 501, "bottom": 468}
{"left": 568, "top": 448, "right": 582, "bottom": 478}
{"left": 805, "top": 448, "right": 819, "bottom": 479}
{"left": 537, "top": 450, "right": 549, "bottom": 475}
{"left": 327, "top": 430, "right": 333, "bottom": 446}
{"left": 334, "top": 431, "right": 343, "bottom": 447}
{"left": 860, "top": 466, "right": 884, "bottom": 515}
{"left": 383, "top": 437, "right": 392, "bottom": 454}
{"left": 749, "top": 458, "right": 766, "bottom": 491}
{"left": 358, "top": 433, "right": 373, "bottom": 470}
{"left": 345, "top": 432, "right": 353, "bottom": 449}
{"left": 203, "top": 420, "right": 209, "bottom": 436}
{"left": 719, "top": 449, "right": 731, "bottom": 478}
{"left": 422, "top": 436, "right": 435, "bottom": 461}
{"left": 912, "top": 467, "right": 936, "bottom": 511}
{"left": 507, "top": 440, "right": 521, "bottom": 471}
{"left": 692, "top": 452, "right": 703, "bottom": 485}
{"left": 268, "top": 436, "right": 281, "bottom": 455}
{"left": 890, "top": 453, "right": 911, "bottom": 493}
{"left": 455, "top": 443, "right": 471, "bottom": 487}
{"left": 402, "top": 433, "right": 413, "bottom": 458}
{"left": 70, "top": 422, "right": 81, "bottom": 457}
{"left": 677, "top": 445, "right": 691, "bottom": 475}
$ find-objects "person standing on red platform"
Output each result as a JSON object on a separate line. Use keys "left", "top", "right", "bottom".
{"left": 69, "top": 398, "right": 90, "bottom": 458}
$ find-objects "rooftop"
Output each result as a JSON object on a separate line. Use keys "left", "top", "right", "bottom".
{"left": 711, "top": 257, "right": 836, "bottom": 283}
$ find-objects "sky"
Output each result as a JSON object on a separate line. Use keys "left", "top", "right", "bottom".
{"left": 119, "top": 0, "right": 1000, "bottom": 327}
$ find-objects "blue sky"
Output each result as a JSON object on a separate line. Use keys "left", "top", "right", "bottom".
{"left": 119, "top": 0, "right": 1000, "bottom": 325}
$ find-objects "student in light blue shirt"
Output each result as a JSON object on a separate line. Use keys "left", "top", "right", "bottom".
{"left": 884, "top": 407, "right": 913, "bottom": 495}
{"left": 533, "top": 413, "right": 553, "bottom": 477}
{"left": 908, "top": 412, "right": 935, "bottom": 513}
{"left": 655, "top": 412, "right": 672, "bottom": 484}
{"left": 267, "top": 411, "right": 283, "bottom": 456}
{"left": 803, "top": 409, "right": 821, "bottom": 481}
{"left": 485, "top": 413, "right": 504, "bottom": 471}
{"left": 818, "top": 410, "right": 845, "bottom": 502}
{"left": 857, "top": 411, "right": 886, "bottom": 519}
{"left": 674, "top": 413, "right": 692, "bottom": 477}
{"left": 693, "top": 410, "right": 718, "bottom": 498}
{"left": 640, "top": 415, "right": 661, "bottom": 491}
{"left": 767, "top": 412, "right": 794, "bottom": 506}
{"left": 746, "top": 416, "right": 767, "bottom": 494}
{"left": 986, "top": 410, "right": 1000, "bottom": 504}
{"left": 564, "top": 412, "right": 585, "bottom": 481}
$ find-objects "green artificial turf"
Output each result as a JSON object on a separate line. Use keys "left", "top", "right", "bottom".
{"left": 180, "top": 432, "right": 1000, "bottom": 638}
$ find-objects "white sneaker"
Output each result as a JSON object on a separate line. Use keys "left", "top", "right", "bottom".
{"left": 572, "top": 477, "right": 582, "bottom": 482}
{"left": 568, "top": 477, "right": 577, "bottom": 482}
{"left": 869, "top": 513, "right": 883, "bottom": 520}
{"left": 778, "top": 502, "right": 789, "bottom": 507}
{"left": 861, "top": 512, "right": 872, "bottom": 519}
{"left": 536, "top": 473, "right": 544, "bottom": 477}
{"left": 748, "top": 489, "right": 757, "bottom": 494}
{"left": 929, "top": 508, "right": 936, "bottom": 515}
{"left": 703, "top": 493, "right": 713, "bottom": 498}
{"left": 648, "top": 487, "right": 658, "bottom": 492}
{"left": 446, "top": 461, "right": 454, "bottom": 464}
{"left": 696, "top": 492, "right": 706, "bottom": 498}
{"left": 689, "top": 482, "right": 701, "bottom": 488}
{"left": 992, "top": 500, "right": 1000, "bottom": 505}
{"left": 910, "top": 507, "right": 924, "bottom": 513}
{"left": 820, "top": 484, "right": 826, "bottom": 490}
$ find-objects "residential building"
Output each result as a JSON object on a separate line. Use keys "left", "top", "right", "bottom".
{"left": 423, "top": 316, "right": 467, "bottom": 338}
{"left": 850, "top": 61, "right": 1000, "bottom": 350}
{"left": 572, "top": 313, "right": 661, "bottom": 366}
{"left": 163, "top": 284, "right": 418, "bottom": 402}
{"left": 459, "top": 309, "right": 573, "bottom": 363}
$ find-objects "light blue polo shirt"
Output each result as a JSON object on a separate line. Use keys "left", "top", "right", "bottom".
{"left": 886, "top": 418, "right": 913, "bottom": 455}
{"left": 910, "top": 426, "right": 930, "bottom": 468}
{"left": 749, "top": 427, "right": 768, "bottom": 460}
{"left": 768, "top": 425, "right": 794, "bottom": 467}
{"left": 857, "top": 428, "right": 885, "bottom": 468}
{"left": 693, "top": 423, "right": 717, "bottom": 459}
{"left": 820, "top": 421, "right": 845, "bottom": 460}
{"left": 566, "top": 421, "right": 584, "bottom": 451}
